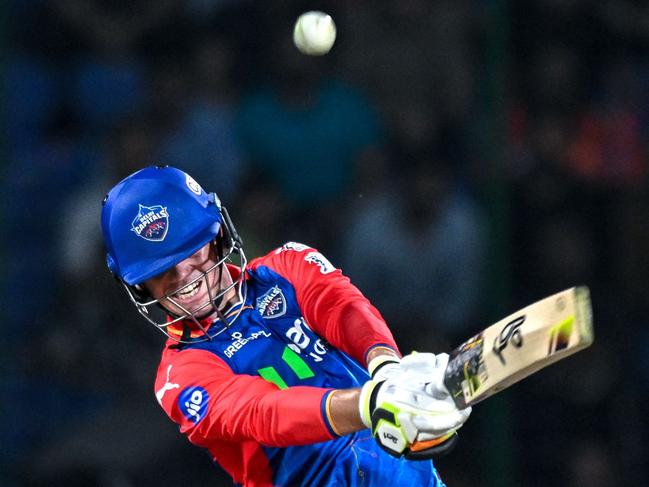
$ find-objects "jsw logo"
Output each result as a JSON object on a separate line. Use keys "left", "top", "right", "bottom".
{"left": 286, "top": 318, "right": 328, "bottom": 362}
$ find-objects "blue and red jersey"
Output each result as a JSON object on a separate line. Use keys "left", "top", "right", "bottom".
{"left": 154, "top": 242, "right": 445, "bottom": 486}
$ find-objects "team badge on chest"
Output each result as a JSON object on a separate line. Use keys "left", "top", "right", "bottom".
{"left": 131, "top": 204, "right": 169, "bottom": 242}
{"left": 255, "top": 285, "right": 287, "bottom": 319}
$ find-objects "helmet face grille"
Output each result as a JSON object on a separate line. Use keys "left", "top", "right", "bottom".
{"left": 124, "top": 236, "right": 248, "bottom": 343}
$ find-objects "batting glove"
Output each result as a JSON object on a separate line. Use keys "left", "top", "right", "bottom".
{"left": 359, "top": 354, "right": 471, "bottom": 460}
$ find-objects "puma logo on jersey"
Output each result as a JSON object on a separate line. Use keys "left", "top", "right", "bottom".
{"left": 286, "top": 318, "right": 328, "bottom": 362}
{"left": 156, "top": 364, "right": 180, "bottom": 405}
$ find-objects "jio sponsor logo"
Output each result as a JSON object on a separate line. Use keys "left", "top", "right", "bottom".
{"left": 178, "top": 386, "right": 209, "bottom": 424}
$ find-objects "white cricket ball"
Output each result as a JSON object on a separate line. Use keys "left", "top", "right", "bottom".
{"left": 293, "top": 11, "right": 337, "bottom": 56}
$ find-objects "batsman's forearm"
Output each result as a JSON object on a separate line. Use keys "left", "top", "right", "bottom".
{"left": 328, "top": 388, "right": 365, "bottom": 435}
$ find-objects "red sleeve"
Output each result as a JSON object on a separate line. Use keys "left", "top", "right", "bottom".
{"left": 154, "top": 348, "right": 336, "bottom": 448}
{"left": 249, "top": 242, "right": 400, "bottom": 366}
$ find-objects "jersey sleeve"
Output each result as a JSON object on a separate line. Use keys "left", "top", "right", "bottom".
{"left": 154, "top": 348, "right": 337, "bottom": 448}
{"left": 249, "top": 242, "right": 400, "bottom": 366}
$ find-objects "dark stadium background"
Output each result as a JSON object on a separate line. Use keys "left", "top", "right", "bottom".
{"left": 2, "top": 1, "right": 647, "bottom": 485}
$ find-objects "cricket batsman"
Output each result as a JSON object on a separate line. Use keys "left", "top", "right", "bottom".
{"left": 100, "top": 165, "right": 471, "bottom": 486}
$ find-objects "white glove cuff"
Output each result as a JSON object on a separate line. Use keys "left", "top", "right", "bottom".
{"left": 358, "top": 380, "right": 377, "bottom": 428}
{"left": 367, "top": 354, "right": 400, "bottom": 378}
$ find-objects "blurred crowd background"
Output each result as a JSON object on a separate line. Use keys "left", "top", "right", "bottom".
{"left": 2, "top": 0, "right": 648, "bottom": 485}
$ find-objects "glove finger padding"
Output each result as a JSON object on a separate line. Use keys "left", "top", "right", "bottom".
{"left": 400, "top": 352, "right": 451, "bottom": 399}
{"left": 411, "top": 406, "right": 472, "bottom": 437}
{"left": 401, "top": 352, "right": 448, "bottom": 373}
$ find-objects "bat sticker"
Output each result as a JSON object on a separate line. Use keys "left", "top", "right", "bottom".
{"left": 548, "top": 317, "right": 574, "bottom": 355}
{"left": 492, "top": 316, "right": 525, "bottom": 365}
{"left": 444, "top": 334, "right": 488, "bottom": 407}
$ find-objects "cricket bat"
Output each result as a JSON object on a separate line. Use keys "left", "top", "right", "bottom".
{"left": 443, "top": 286, "right": 594, "bottom": 409}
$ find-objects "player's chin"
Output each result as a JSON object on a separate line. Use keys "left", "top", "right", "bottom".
{"left": 178, "top": 295, "right": 217, "bottom": 320}
{"left": 160, "top": 294, "right": 213, "bottom": 320}
{"left": 192, "top": 302, "right": 219, "bottom": 321}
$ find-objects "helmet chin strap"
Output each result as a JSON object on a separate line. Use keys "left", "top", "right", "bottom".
{"left": 178, "top": 323, "right": 192, "bottom": 343}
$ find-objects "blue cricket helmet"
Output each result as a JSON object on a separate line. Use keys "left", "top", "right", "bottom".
{"left": 101, "top": 165, "right": 223, "bottom": 285}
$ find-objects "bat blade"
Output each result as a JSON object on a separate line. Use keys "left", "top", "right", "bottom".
{"left": 444, "top": 286, "right": 594, "bottom": 409}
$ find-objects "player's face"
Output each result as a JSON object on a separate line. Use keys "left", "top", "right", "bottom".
{"left": 143, "top": 241, "right": 235, "bottom": 319}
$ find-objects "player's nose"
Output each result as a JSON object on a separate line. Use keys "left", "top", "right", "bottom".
{"left": 168, "top": 258, "right": 195, "bottom": 283}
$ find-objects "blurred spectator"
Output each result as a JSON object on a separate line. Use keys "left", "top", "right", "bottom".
{"left": 5, "top": 54, "right": 62, "bottom": 154}
{"left": 157, "top": 32, "right": 245, "bottom": 203}
{"left": 184, "top": 0, "right": 255, "bottom": 26}
{"left": 48, "top": 0, "right": 185, "bottom": 135}
{"left": 613, "top": 186, "right": 649, "bottom": 310}
{"left": 236, "top": 11, "right": 383, "bottom": 248}
{"left": 341, "top": 147, "right": 486, "bottom": 351}
{"left": 566, "top": 59, "right": 648, "bottom": 186}
{"left": 567, "top": 441, "right": 617, "bottom": 487}
{"left": 2, "top": 115, "right": 160, "bottom": 484}
{"left": 518, "top": 43, "right": 587, "bottom": 119}
{"left": 2, "top": 107, "right": 99, "bottom": 340}
{"left": 0, "top": 108, "right": 101, "bottom": 483}
{"left": 340, "top": 0, "right": 478, "bottom": 131}
{"left": 234, "top": 176, "right": 292, "bottom": 260}
{"left": 50, "top": 0, "right": 183, "bottom": 56}
{"left": 2, "top": 0, "right": 649, "bottom": 484}
{"left": 59, "top": 115, "right": 157, "bottom": 282}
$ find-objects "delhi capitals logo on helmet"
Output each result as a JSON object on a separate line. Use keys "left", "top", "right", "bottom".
{"left": 131, "top": 204, "right": 169, "bottom": 242}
